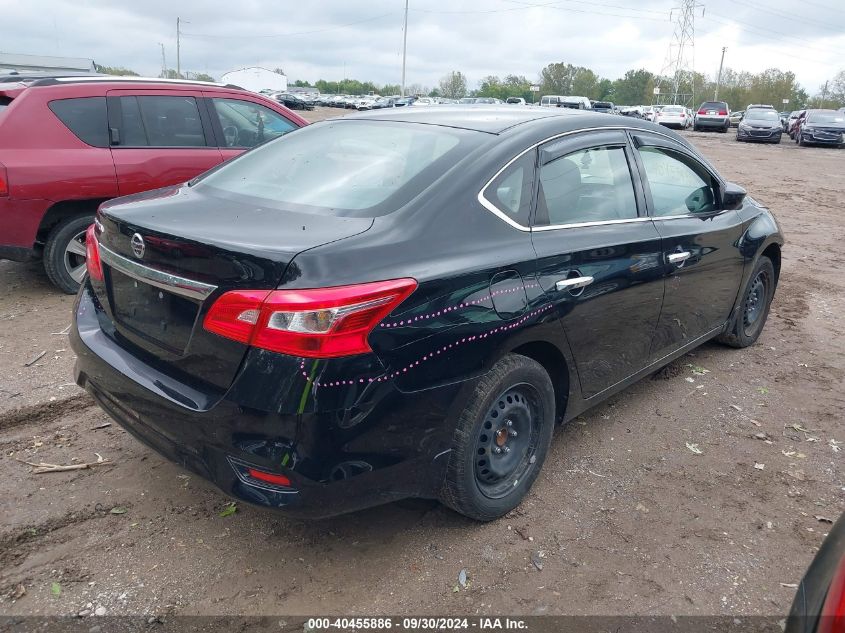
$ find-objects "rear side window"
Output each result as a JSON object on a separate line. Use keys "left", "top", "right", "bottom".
{"left": 535, "top": 146, "right": 638, "bottom": 226}
{"left": 128, "top": 96, "right": 208, "bottom": 147}
{"left": 483, "top": 152, "right": 535, "bottom": 226}
{"left": 49, "top": 97, "right": 108, "bottom": 147}
{"left": 211, "top": 98, "right": 296, "bottom": 148}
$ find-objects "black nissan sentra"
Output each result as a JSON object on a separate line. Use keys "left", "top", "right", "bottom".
{"left": 71, "top": 107, "right": 784, "bottom": 521}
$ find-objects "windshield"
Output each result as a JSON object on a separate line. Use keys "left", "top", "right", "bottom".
{"left": 808, "top": 112, "right": 845, "bottom": 124}
{"left": 198, "top": 121, "right": 475, "bottom": 216}
{"left": 745, "top": 110, "right": 779, "bottom": 121}
{"left": 663, "top": 106, "right": 684, "bottom": 113}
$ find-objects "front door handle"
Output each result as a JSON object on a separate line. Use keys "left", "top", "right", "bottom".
{"left": 667, "top": 251, "right": 691, "bottom": 264}
{"left": 555, "top": 276, "right": 594, "bottom": 291}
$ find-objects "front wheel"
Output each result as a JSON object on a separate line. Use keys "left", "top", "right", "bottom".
{"left": 43, "top": 214, "right": 94, "bottom": 294}
{"left": 440, "top": 354, "right": 556, "bottom": 521}
{"left": 717, "top": 256, "right": 776, "bottom": 348}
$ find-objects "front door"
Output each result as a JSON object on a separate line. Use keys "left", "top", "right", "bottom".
{"left": 530, "top": 131, "right": 664, "bottom": 399}
{"left": 629, "top": 132, "right": 745, "bottom": 360}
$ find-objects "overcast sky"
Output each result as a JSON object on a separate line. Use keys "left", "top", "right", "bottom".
{"left": 3, "top": 0, "right": 844, "bottom": 94}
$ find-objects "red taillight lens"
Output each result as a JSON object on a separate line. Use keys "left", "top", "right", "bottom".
{"left": 680, "top": 113, "right": 685, "bottom": 117}
{"left": 697, "top": 109, "right": 706, "bottom": 115}
{"left": 247, "top": 468, "right": 291, "bottom": 487}
{"left": 719, "top": 110, "right": 728, "bottom": 115}
{"left": 818, "top": 553, "right": 845, "bottom": 633}
{"left": 85, "top": 223, "right": 104, "bottom": 282}
{"left": 0, "top": 162, "right": 8, "bottom": 197}
{"left": 203, "top": 278, "right": 418, "bottom": 358}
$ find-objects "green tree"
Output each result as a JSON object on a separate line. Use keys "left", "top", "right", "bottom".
{"left": 611, "top": 68, "right": 655, "bottom": 106}
{"left": 94, "top": 64, "right": 139, "bottom": 77}
{"left": 193, "top": 72, "right": 215, "bottom": 82}
{"left": 438, "top": 71, "right": 468, "bottom": 99}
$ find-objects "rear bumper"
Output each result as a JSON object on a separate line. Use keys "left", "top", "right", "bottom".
{"left": 695, "top": 117, "right": 729, "bottom": 128}
{"left": 71, "top": 285, "right": 464, "bottom": 518}
{"left": 0, "top": 197, "right": 52, "bottom": 256}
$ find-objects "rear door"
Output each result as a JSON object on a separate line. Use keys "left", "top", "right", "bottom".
{"left": 530, "top": 130, "right": 664, "bottom": 399}
{"left": 202, "top": 93, "right": 299, "bottom": 161}
{"left": 106, "top": 90, "right": 223, "bottom": 196}
{"left": 629, "top": 131, "right": 744, "bottom": 360}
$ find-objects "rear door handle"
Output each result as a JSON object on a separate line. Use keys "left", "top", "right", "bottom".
{"left": 555, "top": 276, "right": 594, "bottom": 291}
{"left": 667, "top": 251, "right": 691, "bottom": 264}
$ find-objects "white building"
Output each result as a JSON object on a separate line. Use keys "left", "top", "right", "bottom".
{"left": 220, "top": 67, "right": 287, "bottom": 94}
{"left": 0, "top": 52, "right": 96, "bottom": 74}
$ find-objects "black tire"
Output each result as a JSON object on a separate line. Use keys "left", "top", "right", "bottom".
{"left": 43, "top": 214, "right": 94, "bottom": 294}
{"left": 773, "top": 135, "right": 782, "bottom": 144}
{"left": 439, "top": 354, "right": 556, "bottom": 521}
{"left": 717, "top": 256, "right": 776, "bottom": 348}
{"left": 720, "top": 125, "right": 728, "bottom": 133}
{"left": 797, "top": 133, "right": 805, "bottom": 146}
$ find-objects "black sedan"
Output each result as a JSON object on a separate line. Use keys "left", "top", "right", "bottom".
{"left": 796, "top": 109, "right": 845, "bottom": 147}
{"left": 736, "top": 108, "right": 783, "bottom": 143}
{"left": 786, "top": 512, "right": 845, "bottom": 632}
{"left": 71, "top": 107, "right": 783, "bottom": 521}
{"left": 274, "top": 93, "right": 313, "bottom": 111}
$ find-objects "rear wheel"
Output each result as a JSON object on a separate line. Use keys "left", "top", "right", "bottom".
{"left": 43, "top": 214, "right": 94, "bottom": 294}
{"left": 717, "top": 256, "right": 775, "bottom": 348}
{"left": 440, "top": 354, "right": 555, "bottom": 521}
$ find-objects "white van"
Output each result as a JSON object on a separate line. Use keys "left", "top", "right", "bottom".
{"left": 540, "top": 95, "right": 564, "bottom": 108}
{"left": 559, "top": 96, "right": 592, "bottom": 110}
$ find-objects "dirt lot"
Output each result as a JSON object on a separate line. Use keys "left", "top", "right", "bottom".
{"left": 1, "top": 110, "right": 843, "bottom": 618}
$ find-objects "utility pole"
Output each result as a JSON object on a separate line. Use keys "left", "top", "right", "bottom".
{"left": 159, "top": 43, "right": 167, "bottom": 79}
{"left": 820, "top": 80, "right": 829, "bottom": 108}
{"left": 401, "top": 0, "right": 409, "bottom": 96}
{"left": 714, "top": 46, "right": 726, "bottom": 100}
{"left": 176, "top": 17, "right": 181, "bottom": 79}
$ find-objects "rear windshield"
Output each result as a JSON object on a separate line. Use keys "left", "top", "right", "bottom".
{"left": 198, "top": 120, "right": 477, "bottom": 216}
{"left": 663, "top": 106, "right": 684, "bottom": 112}
{"left": 745, "top": 109, "right": 779, "bottom": 121}
{"left": 700, "top": 102, "right": 727, "bottom": 110}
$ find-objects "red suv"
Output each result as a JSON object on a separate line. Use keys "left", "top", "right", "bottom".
{"left": 0, "top": 77, "right": 308, "bottom": 292}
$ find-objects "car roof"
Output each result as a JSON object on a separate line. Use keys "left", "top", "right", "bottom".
{"left": 27, "top": 76, "right": 244, "bottom": 90}
{"left": 340, "top": 105, "right": 596, "bottom": 134}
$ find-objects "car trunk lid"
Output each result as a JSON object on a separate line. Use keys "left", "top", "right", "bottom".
{"left": 95, "top": 184, "right": 373, "bottom": 391}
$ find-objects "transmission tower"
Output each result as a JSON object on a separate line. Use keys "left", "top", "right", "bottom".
{"left": 654, "top": 0, "right": 704, "bottom": 107}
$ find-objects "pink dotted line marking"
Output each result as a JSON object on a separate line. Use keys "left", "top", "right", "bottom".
{"left": 379, "top": 283, "right": 541, "bottom": 328}
{"left": 300, "top": 303, "right": 554, "bottom": 388}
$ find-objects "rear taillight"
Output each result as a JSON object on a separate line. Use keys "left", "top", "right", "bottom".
{"left": 203, "top": 278, "right": 418, "bottom": 358}
{"left": 818, "top": 552, "right": 845, "bottom": 633}
{"left": 0, "top": 162, "right": 8, "bottom": 197}
{"left": 85, "top": 223, "right": 103, "bottom": 282}
{"left": 247, "top": 468, "right": 291, "bottom": 487}
{"left": 697, "top": 109, "right": 706, "bottom": 115}
{"left": 680, "top": 113, "right": 686, "bottom": 117}
{"left": 719, "top": 110, "right": 728, "bottom": 115}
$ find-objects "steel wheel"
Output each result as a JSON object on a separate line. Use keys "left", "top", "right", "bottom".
{"left": 742, "top": 268, "right": 771, "bottom": 337}
{"left": 63, "top": 228, "right": 88, "bottom": 284}
{"left": 474, "top": 384, "right": 542, "bottom": 499}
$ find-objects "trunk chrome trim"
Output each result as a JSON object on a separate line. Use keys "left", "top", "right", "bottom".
{"left": 99, "top": 244, "right": 218, "bottom": 301}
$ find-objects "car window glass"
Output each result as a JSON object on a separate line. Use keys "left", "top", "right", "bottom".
{"left": 117, "top": 96, "right": 149, "bottom": 146}
{"left": 48, "top": 97, "right": 108, "bottom": 147}
{"left": 212, "top": 98, "right": 297, "bottom": 148}
{"left": 638, "top": 147, "right": 718, "bottom": 216}
{"left": 135, "top": 96, "right": 207, "bottom": 147}
{"left": 535, "top": 146, "right": 637, "bottom": 226}
{"left": 484, "top": 152, "right": 534, "bottom": 226}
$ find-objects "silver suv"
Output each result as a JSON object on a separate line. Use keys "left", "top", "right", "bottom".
{"left": 694, "top": 100, "right": 731, "bottom": 133}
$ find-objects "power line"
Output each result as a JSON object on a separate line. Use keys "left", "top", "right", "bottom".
{"left": 502, "top": 0, "right": 668, "bottom": 21}
{"left": 728, "top": 0, "right": 845, "bottom": 36}
{"left": 180, "top": 12, "right": 396, "bottom": 40}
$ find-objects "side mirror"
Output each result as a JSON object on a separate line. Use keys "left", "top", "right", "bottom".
{"left": 722, "top": 182, "right": 747, "bottom": 210}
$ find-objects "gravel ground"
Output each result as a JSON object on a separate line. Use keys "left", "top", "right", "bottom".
{"left": 0, "top": 110, "right": 842, "bottom": 618}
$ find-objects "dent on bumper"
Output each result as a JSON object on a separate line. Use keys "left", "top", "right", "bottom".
{"left": 70, "top": 286, "right": 461, "bottom": 518}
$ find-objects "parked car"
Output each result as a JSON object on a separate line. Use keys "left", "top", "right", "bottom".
{"left": 785, "top": 512, "right": 845, "bottom": 633}
{"left": 746, "top": 103, "right": 775, "bottom": 111}
{"left": 729, "top": 110, "right": 744, "bottom": 127}
{"left": 694, "top": 100, "right": 730, "bottom": 132}
{"left": 558, "top": 96, "right": 591, "bottom": 110}
{"left": 458, "top": 97, "right": 477, "bottom": 105}
{"left": 795, "top": 109, "right": 845, "bottom": 147}
{"left": 778, "top": 111, "right": 791, "bottom": 131}
{"left": 591, "top": 101, "right": 615, "bottom": 113}
{"left": 788, "top": 110, "right": 807, "bottom": 139}
{"left": 0, "top": 76, "right": 307, "bottom": 293}
{"left": 506, "top": 97, "right": 526, "bottom": 105}
{"left": 414, "top": 97, "right": 437, "bottom": 106}
{"left": 274, "top": 93, "right": 313, "bottom": 111}
{"left": 474, "top": 97, "right": 503, "bottom": 105}
{"left": 371, "top": 97, "right": 396, "bottom": 109}
{"left": 736, "top": 108, "right": 783, "bottom": 143}
{"left": 654, "top": 104, "right": 688, "bottom": 129}
{"left": 72, "top": 106, "right": 783, "bottom": 521}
